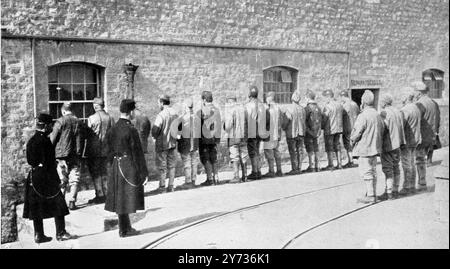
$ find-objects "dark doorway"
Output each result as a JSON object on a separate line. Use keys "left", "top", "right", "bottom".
{"left": 351, "top": 88, "right": 380, "bottom": 109}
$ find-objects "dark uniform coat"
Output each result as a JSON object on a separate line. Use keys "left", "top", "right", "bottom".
{"left": 416, "top": 95, "right": 440, "bottom": 147}
{"left": 23, "top": 131, "right": 69, "bottom": 220}
{"left": 105, "top": 118, "right": 148, "bottom": 214}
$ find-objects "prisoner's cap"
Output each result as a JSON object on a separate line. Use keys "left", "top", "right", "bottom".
{"left": 291, "top": 90, "right": 301, "bottom": 103}
{"left": 412, "top": 81, "right": 427, "bottom": 92}
{"left": 93, "top": 97, "right": 105, "bottom": 107}
{"left": 249, "top": 86, "right": 259, "bottom": 98}
{"left": 226, "top": 95, "right": 237, "bottom": 102}
{"left": 184, "top": 98, "right": 194, "bottom": 108}
{"left": 61, "top": 102, "right": 72, "bottom": 111}
{"left": 305, "top": 90, "right": 316, "bottom": 100}
{"left": 401, "top": 90, "right": 416, "bottom": 103}
{"left": 361, "top": 90, "right": 375, "bottom": 105}
{"left": 119, "top": 99, "right": 136, "bottom": 113}
{"left": 322, "top": 89, "right": 334, "bottom": 98}
{"left": 266, "top": 91, "right": 276, "bottom": 99}
{"left": 201, "top": 91, "right": 213, "bottom": 102}
{"left": 380, "top": 94, "right": 393, "bottom": 106}
{"left": 159, "top": 94, "right": 171, "bottom": 102}
{"left": 339, "top": 89, "right": 350, "bottom": 97}
{"left": 36, "top": 113, "right": 53, "bottom": 125}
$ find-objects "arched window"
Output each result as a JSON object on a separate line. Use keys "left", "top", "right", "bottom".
{"left": 422, "top": 69, "right": 444, "bottom": 99}
{"left": 263, "top": 66, "right": 298, "bottom": 104}
{"left": 48, "top": 62, "right": 103, "bottom": 122}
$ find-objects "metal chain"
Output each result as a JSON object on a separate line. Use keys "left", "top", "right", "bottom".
{"left": 116, "top": 156, "right": 146, "bottom": 187}
{"left": 29, "top": 170, "right": 61, "bottom": 199}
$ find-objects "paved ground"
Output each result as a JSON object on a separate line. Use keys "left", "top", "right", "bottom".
{"left": 2, "top": 148, "right": 448, "bottom": 249}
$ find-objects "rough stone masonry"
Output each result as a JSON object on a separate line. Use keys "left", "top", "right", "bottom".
{"left": 1, "top": 0, "right": 449, "bottom": 243}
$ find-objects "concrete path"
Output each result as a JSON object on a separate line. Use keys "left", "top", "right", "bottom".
{"left": 2, "top": 148, "right": 448, "bottom": 249}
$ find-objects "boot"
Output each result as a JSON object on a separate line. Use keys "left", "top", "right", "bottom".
{"left": 263, "top": 158, "right": 275, "bottom": 178}
{"left": 212, "top": 163, "right": 219, "bottom": 185}
{"left": 335, "top": 151, "right": 343, "bottom": 169}
{"left": 256, "top": 156, "right": 262, "bottom": 179}
{"left": 68, "top": 183, "right": 79, "bottom": 210}
{"left": 314, "top": 153, "right": 320, "bottom": 172}
{"left": 118, "top": 214, "right": 140, "bottom": 238}
{"left": 241, "top": 160, "right": 248, "bottom": 182}
{"left": 247, "top": 158, "right": 259, "bottom": 180}
{"left": 168, "top": 168, "right": 176, "bottom": 190}
{"left": 297, "top": 152, "right": 303, "bottom": 173}
{"left": 324, "top": 152, "right": 334, "bottom": 170}
{"left": 33, "top": 219, "right": 52, "bottom": 244}
{"left": 55, "top": 216, "right": 72, "bottom": 241}
{"left": 230, "top": 162, "right": 241, "bottom": 183}
{"left": 200, "top": 161, "right": 214, "bottom": 186}
{"left": 89, "top": 177, "right": 105, "bottom": 204}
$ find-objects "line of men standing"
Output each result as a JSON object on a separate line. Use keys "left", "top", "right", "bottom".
{"left": 23, "top": 80, "right": 441, "bottom": 241}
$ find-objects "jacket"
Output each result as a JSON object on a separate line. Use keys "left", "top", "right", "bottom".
{"left": 223, "top": 103, "right": 248, "bottom": 146}
{"left": 198, "top": 103, "right": 222, "bottom": 145}
{"left": 305, "top": 101, "right": 322, "bottom": 138}
{"left": 322, "top": 100, "right": 344, "bottom": 135}
{"left": 401, "top": 103, "right": 422, "bottom": 148}
{"left": 23, "top": 130, "right": 69, "bottom": 220}
{"left": 151, "top": 105, "right": 178, "bottom": 152}
{"left": 87, "top": 109, "right": 115, "bottom": 157}
{"left": 177, "top": 109, "right": 200, "bottom": 154}
{"left": 380, "top": 106, "right": 406, "bottom": 152}
{"left": 342, "top": 99, "right": 360, "bottom": 134}
{"left": 132, "top": 109, "right": 151, "bottom": 153}
{"left": 50, "top": 113, "right": 83, "bottom": 159}
{"left": 105, "top": 118, "right": 147, "bottom": 214}
{"left": 282, "top": 103, "right": 305, "bottom": 138}
{"left": 245, "top": 98, "right": 270, "bottom": 140}
{"left": 351, "top": 106, "right": 384, "bottom": 157}
{"left": 416, "top": 95, "right": 440, "bottom": 147}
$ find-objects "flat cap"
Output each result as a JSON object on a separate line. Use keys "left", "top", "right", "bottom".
{"left": 93, "top": 97, "right": 105, "bottom": 106}
{"left": 184, "top": 97, "right": 194, "bottom": 108}
{"left": 61, "top": 101, "right": 72, "bottom": 111}
{"left": 159, "top": 94, "right": 171, "bottom": 102}
{"left": 249, "top": 86, "right": 258, "bottom": 98}
{"left": 412, "top": 81, "right": 427, "bottom": 92}
{"left": 305, "top": 90, "right": 316, "bottom": 100}
{"left": 201, "top": 91, "right": 213, "bottom": 102}
{"left": 322, "top": 89, "right": 334, "bottom": 98}
{"left": 266, "top": 91, "right": 276, "bottom": 99}
{"left": 291, "top": 90, "right": 301, "bottom": 103}
{"left": 119, "top": 99, "right": 136, "bottom": 113}
{"left": 361, "top": 90, "right": 375, "bottom": 105}
{"left": 36, "top": 113, "right": 53, "bottom": 124}
{"left": 380, "top": 94, "right": 393, "bottom": 106}
{"left": 339, "top": 89, "right": 350, "bottom": 97}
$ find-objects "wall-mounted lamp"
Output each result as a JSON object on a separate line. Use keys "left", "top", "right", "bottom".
{"left": 123, "top": 63, "right": 139, "bottom": 99}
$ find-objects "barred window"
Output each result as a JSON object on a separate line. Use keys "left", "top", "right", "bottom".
{"left": 48, "top": 62, "right": 103, "bottom": 123}
{"left": 263, "top": 66, "right": 298, "bottom": 104}
{"left": 422, "top": 69, "right": 444, "bottom": 99}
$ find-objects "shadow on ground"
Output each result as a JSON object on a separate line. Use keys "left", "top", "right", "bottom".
{"left": 138, "top": 212, "right": 223, "bottom": 235}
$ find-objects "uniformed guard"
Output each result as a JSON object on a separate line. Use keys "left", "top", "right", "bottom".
{"left": 151, "top": 94, "right": 178, "bottom": 193}
{"left": 413, "top": 81, "right": 440, "bottom": 192}
{"left": 105, "top": 99, "right": 148, "bottom": 238}
{"left": 198, "top": 91, "right": 222, "bottom": 185}
{"left": 339, "top": 89, "right": 360, "bottom": 168}
{"left": 86, "top": 97, "right": 115, "bottom": 204}
{"left": 399, "top": 91, "right": 422, "bottom": 196}
{"left": 321, "top": 89, "right": 345, "bottom": 170}
{"left": 282, "top": 90, "right": 305, "bottom": 175}
{"left": 262, "top": 92, "right": 283, "bottom": 178}
{"left": 351, "top": 91, "right": 384, "bottom": 204}
{"left": 426, "top": 98, "right": 441, "bottom": 165}
{"left": 378, "top": 94, "right": 406, "bottom": 200}
{"left": 177, "top": 98, "right": 200, "bottom": 190}
{"left": 49, "top": 102, "right": 82, "bottom": 210}
{"left": 24, "top": 113, "right": 72, "bottom": 243}
{"left": 304, "top": 90, "right": 322, "bottom": 172}
{"left": 223, "top": 95, "right": 249, "bottom": 183}
{"left": 245, "top": 86, "right": 270, "bottom": 180}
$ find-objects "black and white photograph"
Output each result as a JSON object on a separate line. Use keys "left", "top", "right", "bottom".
{"left": 0, "top": 0, "right": 448, "bottom": 252}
